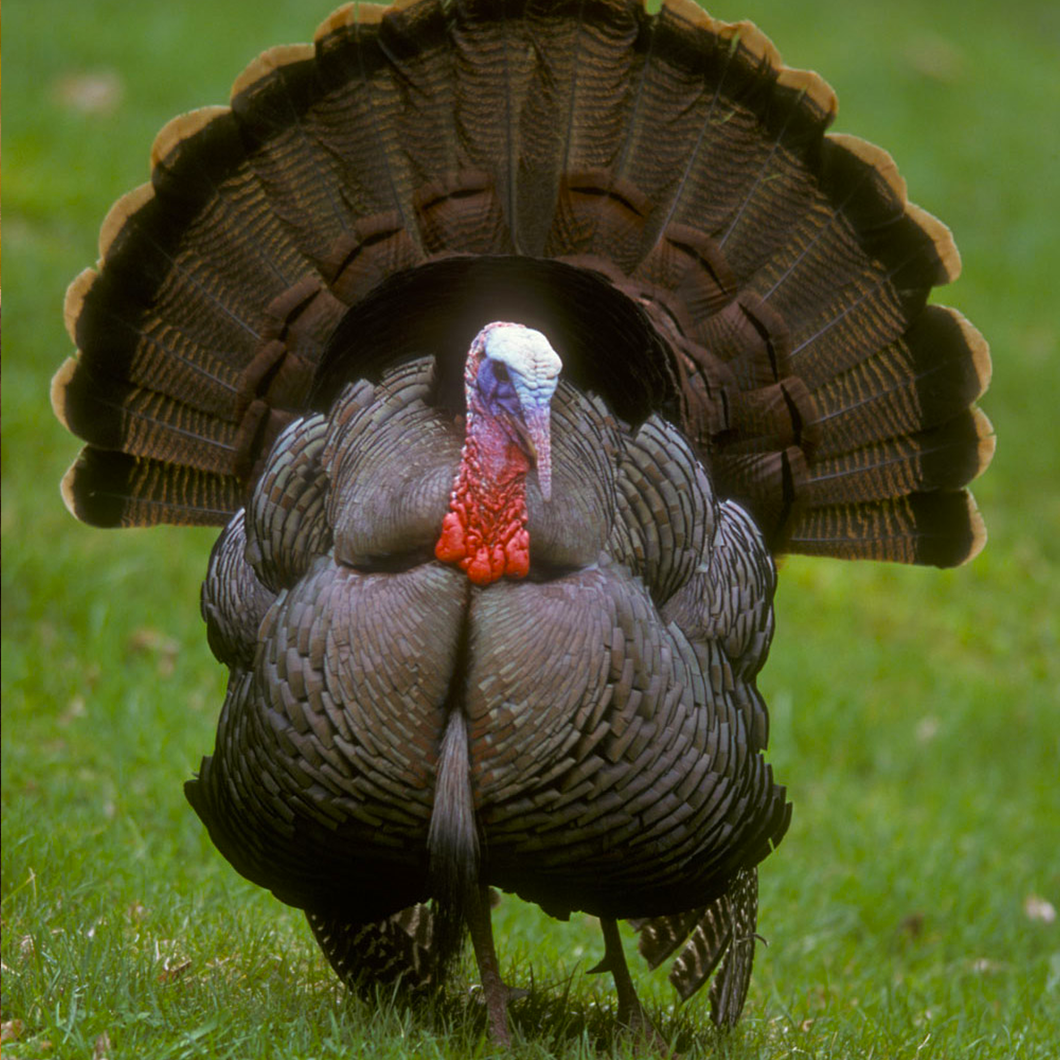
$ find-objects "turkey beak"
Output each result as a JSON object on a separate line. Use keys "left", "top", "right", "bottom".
{"left": 519, "top": 404, "right": 552, "bottom": 501}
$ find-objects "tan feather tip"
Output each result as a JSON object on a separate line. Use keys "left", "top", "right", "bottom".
{"left": 356, "top": 0, "right": 391, "bottom": 25}
{"left": 971, "top": 408, "right": 997, "bottom": 479}
{"left": 829, "top": 134, "right": 961, "bottom": 284}
{"left": 231, "top": 43, "right": 315, "bottom": 100}
{"left": 906, "top": 202, "right": 962, "bottom": 284}
{"left": 315, "top": 1, "right": 358, "bottom": 39}
{"left": 717, "top": 20, "right": 782, "bottom": 72}
{"left": 59, "top": 460, "right": 85, "bottom": 522}
{"left": 50, "top": 358, "right": 79, "bottom": 430}
{"left": 946, "top": 306, "right": 992, "bottom": 395}
{"left": 315, "top": 0, "right": 389, "bottom": 41}
{"left": 63, "top": 268, "right": 97, "bottom": 344}
{"left": 664, "top": 0, "right": 835, "bottom": 126}
{"left": 98, "top": 183, "right": 154, "bottom": 261}
{"left": 776, "top": 66, "right": 838, "bottom": 122}
{"left": 829, "top": 134, "right": 907, "bottom": 201}
{"left": 962, "top": 494, "right": 989, "bottom": 565}
{"left": 660, "top": 0, "right": 714, "bottom": 29}
{"left": 151, "top": 107, "right": 229, "bottom": 170}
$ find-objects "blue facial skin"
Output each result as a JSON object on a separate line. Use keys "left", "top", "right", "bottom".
{"left": 473, "top": 324, "right": 560, "bottom": 499}
{"left": 475, "top": 358, "right": 523, "bottom": 421}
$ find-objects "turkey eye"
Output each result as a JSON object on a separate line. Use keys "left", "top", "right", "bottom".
{"left": 492, "top": 363, "right": 510, "bottom": 383}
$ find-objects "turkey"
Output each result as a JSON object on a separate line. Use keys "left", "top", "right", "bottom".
{"left": 51, "top": 0, "right": 993, "bottom": 1046}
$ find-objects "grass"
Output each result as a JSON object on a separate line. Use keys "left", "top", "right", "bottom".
{"left": 3, "top": 0, "right": 1058, "bottom": 1056}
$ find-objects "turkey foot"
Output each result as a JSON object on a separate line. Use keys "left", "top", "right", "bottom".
{"left": 466, "top": 881, "right": 513, "bottom": 1045}
{"left": 589, "top": 917, "right": 671, "bottom": 1054}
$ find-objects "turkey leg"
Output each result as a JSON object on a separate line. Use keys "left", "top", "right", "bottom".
{"left": 466, "top": 881, "right": 512, "bottom": 1045}
{"left": 590, "top": 917, "right": 667, "bottom": 1048}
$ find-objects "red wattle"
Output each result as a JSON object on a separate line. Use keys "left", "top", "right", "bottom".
{"left": 465, "top": 547, "right": 498, "bottom": 586}
{"left": 435, "top": 399, "right": 535, "bottom": 585}
{"left": 504, "top": 527, "right": 530, "bottom": 579}
{"left": 435, "top": 511, "right": 467, "bottom": 563}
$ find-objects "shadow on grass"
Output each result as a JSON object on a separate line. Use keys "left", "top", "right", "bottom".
{"left": 337, "top": 966, "right": 727, "bottom": 1058}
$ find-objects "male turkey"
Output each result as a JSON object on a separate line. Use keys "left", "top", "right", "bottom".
{"left": 51, "top": 0, "right": 992, "bottom": 1046}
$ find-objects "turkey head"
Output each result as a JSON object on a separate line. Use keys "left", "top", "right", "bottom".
{"left": 435, "top": 322, "right": 562, "bottom": 584}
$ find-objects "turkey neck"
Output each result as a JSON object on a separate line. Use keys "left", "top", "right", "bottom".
{"left": 435, "top": 392, "right": 532, "bottom": 586}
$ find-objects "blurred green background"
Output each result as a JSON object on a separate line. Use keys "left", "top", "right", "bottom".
{"left": 3, "top": 1, "right": 1058, "bottom": 1057}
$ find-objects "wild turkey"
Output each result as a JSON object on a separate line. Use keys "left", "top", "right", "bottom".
{"left": 51, "top": 0, "right": 993, "bottom": 1046}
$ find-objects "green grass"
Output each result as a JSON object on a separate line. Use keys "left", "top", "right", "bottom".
{"left": 3, "top": 0, "right": 1058, "bottom": 1056}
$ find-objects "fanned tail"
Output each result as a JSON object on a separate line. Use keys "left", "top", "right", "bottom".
{"left": 54, "top": 0, "right": 990, "bottom": 567}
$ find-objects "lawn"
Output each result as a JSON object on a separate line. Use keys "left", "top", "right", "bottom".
{"left": 2, "top": 0, "right": 1057, "bottom": 1057}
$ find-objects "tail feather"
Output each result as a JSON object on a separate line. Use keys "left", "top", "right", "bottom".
{"left": 812, "top": 307, "right": 991, "bottom": 456}
{"left": 58, "top": 449, "right": 241, "bottom": 527}
{"left": 52, "top": 358, "right": 242, "bottom": 474}
{"left": 349, "top": 0, "right": 461, "bottom": 192}
{"left": 513, "top": 0, "right": 597, "bottom": 253}
{"left": 451, "top": 0, "right": 534, "bottom": 246}
{"left": 415, "top": 174, "right": 516, "bottom": 255}
{"left": 230, "top": 43, "right": 369, "bottom": 260}
{"left": 804, "top": 410, "right": 995, "bottom": 506}
{"left": 787, "top": 489, "right": 988, "bottom": 566}
{"left": 85, "top": 178, "right": 269, "bottom": 358}
{"left": 656, "top": 13, "right": 836, "bottom": 266}
{"left": 149, "top": 107, "right": 320, "bottom": 298}
{"left": 759, "top": 136, "right": 959, "bottom": 340}
{"left": 65, "top": 267, "right": 244, "bottom": 417}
